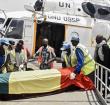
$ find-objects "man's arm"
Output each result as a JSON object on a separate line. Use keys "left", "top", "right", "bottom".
{"left": 34, "top": 47, "right": 43, "bottom": 57}
{"left": 70, "top": 48, "right": 84, "bottom": 80}
{"left": 51, "top": 48, "right": 56, "bottom": 58}
{"left": 75, "top": 48, "right": 84, "bottom": 74}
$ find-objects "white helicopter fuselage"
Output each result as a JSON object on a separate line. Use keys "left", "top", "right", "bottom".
{"left": 0, "top": 0, "right": 110, "bottom": 56}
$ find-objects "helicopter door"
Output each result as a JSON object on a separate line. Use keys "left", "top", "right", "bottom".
{"left": 36, "top": 22, "right": 65, "bottom": 57}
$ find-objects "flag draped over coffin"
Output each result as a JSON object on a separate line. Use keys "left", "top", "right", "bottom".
{"left": 0, "top": 67, "right": 94, "bottom": 94}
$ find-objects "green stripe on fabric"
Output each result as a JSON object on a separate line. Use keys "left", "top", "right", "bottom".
{"left": 0, "top": 73, "right": 10, "bottom": 94}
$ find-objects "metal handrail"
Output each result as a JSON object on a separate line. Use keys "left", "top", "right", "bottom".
{"left": 95, "top": 62, "right": 110, "bottom": 104}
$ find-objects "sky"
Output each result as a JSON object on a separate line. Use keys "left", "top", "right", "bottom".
{"left": 0, "top": 0, "right": 36, "bottom": 12}
{"left": 0, "top": 0, "right": 110, "bottom": 12}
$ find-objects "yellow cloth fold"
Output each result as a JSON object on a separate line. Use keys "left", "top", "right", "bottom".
{"left": 9, "top": 69, "right": 61, "bottom": 94}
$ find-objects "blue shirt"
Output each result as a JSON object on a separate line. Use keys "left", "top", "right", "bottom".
{"left": 41, "top": 47, "right": 50, "bottom": 63}
{"left": 75, "top": 48, "right": 84, "bottom": 74}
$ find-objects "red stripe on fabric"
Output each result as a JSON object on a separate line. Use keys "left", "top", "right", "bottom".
{"left": 59, "top": 67, "right": 73, "bottom": 89}
{"left": 59, "top": 67, "right": 94, "bottom": 90}
{"left": 73, "top": 72, "right": 95, "bottom": 90}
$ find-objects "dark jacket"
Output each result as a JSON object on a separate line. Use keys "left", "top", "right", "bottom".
{"left": 94, "top": 40, "right": 110, "bottom": 68}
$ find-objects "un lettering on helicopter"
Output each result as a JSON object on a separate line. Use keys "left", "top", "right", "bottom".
{"left": 0, "top": 0, "right": 110, "bottom": 57}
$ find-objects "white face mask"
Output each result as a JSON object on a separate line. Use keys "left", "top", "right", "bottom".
{"left": 3, "top": 45, "right": 8, "bottom": 50}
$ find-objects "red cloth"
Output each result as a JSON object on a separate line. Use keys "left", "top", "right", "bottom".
{"left": 59, "top": 67, "right": 95, "bottom": 90}
{"left": 37, "top": 56, "right": 42, "bottom": 64}
{"left": 37, "top": 56, "right": 53, "bottom": 68}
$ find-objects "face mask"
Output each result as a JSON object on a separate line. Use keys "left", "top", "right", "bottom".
{"left": 43, "top": 44, "right": 47, "bottom": 48}
{"left": 71, "top": 41, "right": 78, "bottom": 46}
{"left": 3, "top": 45, "right": 8, "bottom": 50}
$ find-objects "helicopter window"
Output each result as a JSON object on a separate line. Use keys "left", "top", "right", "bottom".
{"left": 98, "top": 8, "right": 110, "bottom": 16}
{"left": 82, "top": 2, "right": 96, "bottom": 18}
{"left": 82, "top": 2, "right": 110, "bottom": 20}
{"left": 34, "top": 0, "right": 43, "bottom": 11}
{"left": 5, "top": 19, "right": 24, "bottom": 39}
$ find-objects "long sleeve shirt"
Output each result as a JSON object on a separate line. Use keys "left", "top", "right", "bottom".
{"left": 75, "top": 48, "right": 84, "bottom": 74}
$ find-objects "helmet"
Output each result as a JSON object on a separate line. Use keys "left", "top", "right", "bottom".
{"left": 71, "top": 32, "right": 79, "bottom": 42}
{"left": 0, "top": 38, "right": 10, "bottom": 46}
{"left": 60, "top": 42, "right": 71, "bottom": 51}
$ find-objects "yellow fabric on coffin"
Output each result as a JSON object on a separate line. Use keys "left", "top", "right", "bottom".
{"left": 9, "top": 69, "right": 61, "bottom": 94}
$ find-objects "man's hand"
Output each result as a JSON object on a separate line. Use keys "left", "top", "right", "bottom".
{"left": 70, "top": 72, "right": 76, "bottom": 80}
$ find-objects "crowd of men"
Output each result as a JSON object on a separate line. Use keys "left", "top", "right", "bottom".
{"left": 33, "top": 33, "right": 110, "bottom": 82}
{"left": 34, "top": 32, "right": 95, "bottom": 80}
{"left": 0, "top": 39, "right": 30, "bottom": 73}
{"left": 0, "top": 33, "right": 110, "bottom": 82}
